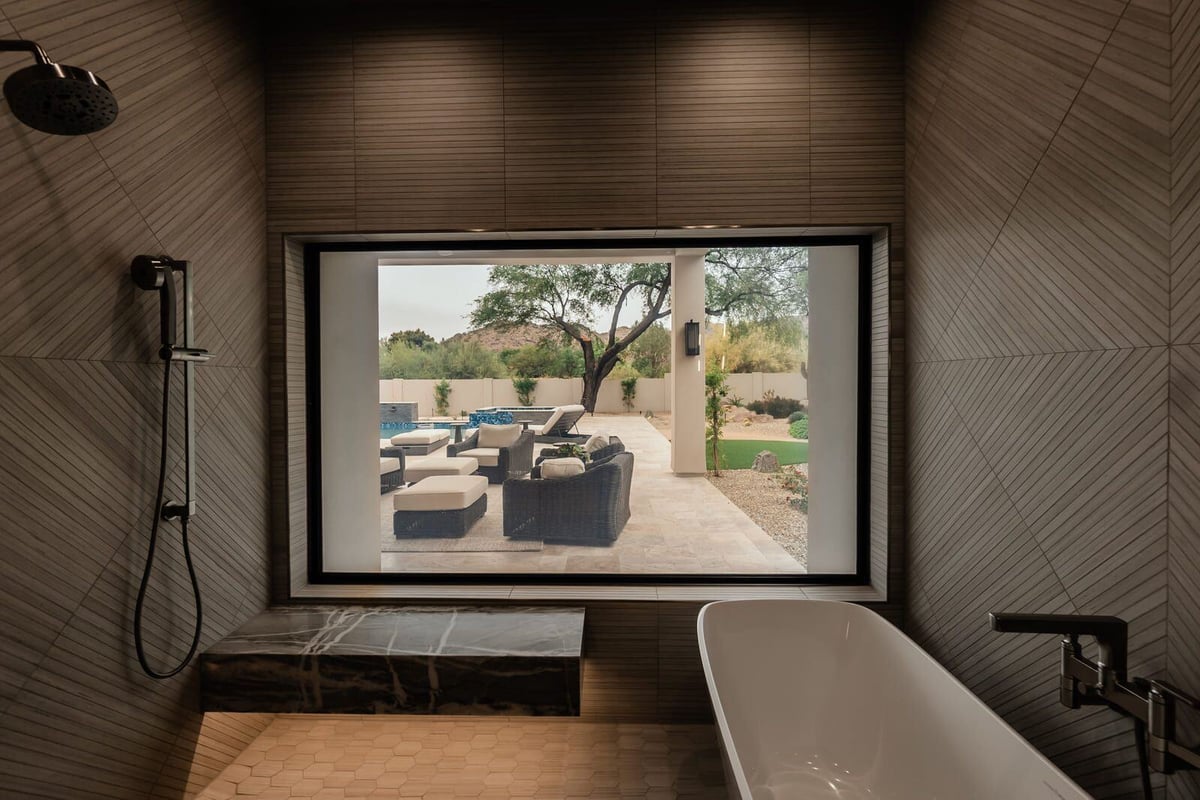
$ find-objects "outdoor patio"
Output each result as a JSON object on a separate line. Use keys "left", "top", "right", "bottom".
{"left": 380, "top": 414, "right": 806, "bottom": 574}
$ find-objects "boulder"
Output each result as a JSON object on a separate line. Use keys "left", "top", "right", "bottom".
{"left": 727, "top": 406, "right": 754, "bottom": 423}
{"left": 751, "top": 413, "right": 775, "bottom": 423}
{"left": 752, "top": 450, "right": 781, "bottom": 473}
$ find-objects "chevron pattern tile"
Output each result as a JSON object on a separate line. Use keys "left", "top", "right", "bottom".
{"left": 0, "top": 0, "right": 272, "bottom": 797}
{"left": 907, "top": 0, "right": 1194, "bottom": 795}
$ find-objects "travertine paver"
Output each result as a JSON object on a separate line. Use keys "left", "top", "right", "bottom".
{"left": 380, "top": 413, "right": 804, "bottom": 575}
{"left": 197, "top": 716, "right": 727, "bottom": 799}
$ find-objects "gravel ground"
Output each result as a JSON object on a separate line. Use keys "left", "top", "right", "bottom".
{"left": 707, "top": 466, "right": 808, "bottom": 567}
{"left": 645, "top": 411, "right": 797, "bottom": 443}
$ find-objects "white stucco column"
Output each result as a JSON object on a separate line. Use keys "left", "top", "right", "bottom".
{"left": 320, "top": 251, "right": 383, "bottom": 572}
{"left": 806, "top": 245, "right": 860, "bottom": 574}
{"left": 670, "top": 250, "right": 708, "bottom": 475}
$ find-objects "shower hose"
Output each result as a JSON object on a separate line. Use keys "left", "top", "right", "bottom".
{"left": 133, "top": 357, "right": 203, "bottom": 679}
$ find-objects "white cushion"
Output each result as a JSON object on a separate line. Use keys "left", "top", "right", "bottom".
{"left": 380, "top": 439, "right": 393, "bottom": 450}
{"left": 393, "top": 475, "right": 488, "bottom": 512}
{"left": 584, "top": 434, "right": 609, "bottom": 454}
{"left": 390, "top": 429, "right": 450, "bottom": 446}
{"left": 477, "top": 423, "right": 521, "bottom": 448}
{"left": 538, "top": 407, "right": 565, "bottom": 435}
{"left": 380, "top": 457, "right": 402, "bottom": 475}
{"left": 540, "top": 457, "right": 585, "bottom": 479}
{"left": 538, "top": 404, "right": 584, "bottom": 435}
{"left": 457, "top": 447, "right": 500, "bottom": 467}
{"left": 404, "top": 456, "right": 478, "bottom": 481}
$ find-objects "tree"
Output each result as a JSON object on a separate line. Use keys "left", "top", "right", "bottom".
{"left": 705, "top": 369, "right": 730, "bottom": 476}
{"left": 470, "top": 249, "right": 806, "bottom": 412}
{"left": 627, "top": 323, "right": 670, "bottom": 378}
{"left": 501, "top": 339, "right": 585, "bottom": 378}
{"left": 385, "top": 328, "right": 435, "bottom": 349}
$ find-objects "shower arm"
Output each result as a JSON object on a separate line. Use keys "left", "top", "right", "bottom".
{"left": 0, "top": 40, "right": 51, "bottom": 65}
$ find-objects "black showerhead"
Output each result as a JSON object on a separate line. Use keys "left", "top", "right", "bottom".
{"left": 1, "top": 40, "right": 117, "bottom": 136}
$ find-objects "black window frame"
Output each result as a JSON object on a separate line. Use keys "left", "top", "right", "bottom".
{"left": 304, "top": 234, "right": 874, "bottom": 585}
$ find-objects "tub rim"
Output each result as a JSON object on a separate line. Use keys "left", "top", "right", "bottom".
{"left": 696, "top": 599, "right": 1088, "bottom": 799}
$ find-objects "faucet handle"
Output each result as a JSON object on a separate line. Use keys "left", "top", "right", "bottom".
{"left": 1150, "top": 680, "right": 1200, "bottom": 709}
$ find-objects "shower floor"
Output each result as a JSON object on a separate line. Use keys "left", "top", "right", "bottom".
{"left": 197, "top": 716, "right": 727, "bottom": 799}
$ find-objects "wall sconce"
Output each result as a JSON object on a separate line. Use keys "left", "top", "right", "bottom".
{"left": 684, "top": 320, "right": 701, "bottom": 357}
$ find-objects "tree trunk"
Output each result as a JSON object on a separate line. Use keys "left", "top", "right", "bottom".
{"left": 581, "top": 371, "right": 598, "bottom": 413}
{"left": 580, "top": 351, "right": 620, "bottom": 413}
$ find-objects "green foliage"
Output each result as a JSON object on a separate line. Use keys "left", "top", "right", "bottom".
{"left": 789, "top": 416, "right": 809, "bottom": 440}
{"left": 747, "top": 391, "right": 805, "bottom": 419}
{"left": 385, "top": 328, "right": 435, "bottom": 349}
{"left": 705, "top": 369, "right": 730, "bottom": 476}
{"left": 436, "top": 340, "right": 506, "bottom": 379}
{"left": 786, "top": 410, "right": 806, "bottom": 423}
{"left": 501, "top": 339, "right": 584, "bottom": 378}
{"left": 706, "top": 321, "right": 804, "bottom": 374}
{"left": 704, "top": 247, "right": 808, "bottom": 321}
{"left": 470, "top": 249, "right": 806, "bottom": 410}
{"left": 620, "top": 375, "right": 638, "bottom": 412}
{"left": 627, "top": 323, "right": 670, "bottom": 378}
{"left": 379, "top": 336, "right": 505, "bottom": 380}
{"left": 777, "top": 464, "right": 810, "bottom": 514}
{"left": 512, "top": 377, "right": 538, "bottom": 406}
{"left": 547, "top": 442, "right": 589, "bottom": 462}
{"left": 433, "top": 380, "right": 452, "bottom": 416}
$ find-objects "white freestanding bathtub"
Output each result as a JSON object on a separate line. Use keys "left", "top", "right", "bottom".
{"left": 698, "top": 600, "right": 1091, "bottom": 800}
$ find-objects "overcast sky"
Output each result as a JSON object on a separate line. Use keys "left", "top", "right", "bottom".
{"left": 378, "top": 264, "right": 652, "bottom": 341}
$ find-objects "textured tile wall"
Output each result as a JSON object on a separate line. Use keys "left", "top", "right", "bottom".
{"left": 0, "top": 1, "right": 272, "bottom": 797}
{"left": 908, "top": 0, "right": 1199, "bottom": 796}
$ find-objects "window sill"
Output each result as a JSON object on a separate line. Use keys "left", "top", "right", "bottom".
{"left": 290, "top": 582, "right": 885, "bottom": 604}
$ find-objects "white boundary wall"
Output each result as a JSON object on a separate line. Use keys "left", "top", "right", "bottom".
{"left": 379, "top": 373, "right": 804, "bottom": 417}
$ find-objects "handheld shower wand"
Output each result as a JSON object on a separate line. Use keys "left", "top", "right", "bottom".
{"left": 131, "top": 256, "right": 211, "bottom": 679}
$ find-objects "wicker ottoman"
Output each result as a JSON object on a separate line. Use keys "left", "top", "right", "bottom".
{"left": 387, "top": 428, "right": 451, "bottom": 455}
{"left": 402, "top": 455, "right": 478, "bottom": 483}
{"left": 380, "top": 457, "right": 404, "bottom": 494}
{"left": 393, "top": 475, "right": 488, "bottom": 538}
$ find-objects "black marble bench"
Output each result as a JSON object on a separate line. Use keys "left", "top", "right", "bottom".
{"left": 200, "top": 606, "right": 584, "bottom": 716}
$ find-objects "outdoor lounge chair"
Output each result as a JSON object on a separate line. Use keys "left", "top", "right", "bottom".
{"left": 448, "top": 423, "right": 535, "bottom": 483}
{"left": 532, "top": 404, "right": 587, "bottom": 443}
{"left": 502, "top": 451, "right": 634, "bottom": 544}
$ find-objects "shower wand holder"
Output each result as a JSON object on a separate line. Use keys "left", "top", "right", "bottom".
{"left": 132, "top": 255, "right": 209, "bottom": 522}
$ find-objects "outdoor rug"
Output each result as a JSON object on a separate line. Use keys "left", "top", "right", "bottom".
{"left": 382, "top": 535, "right": 542, "bottom": 553}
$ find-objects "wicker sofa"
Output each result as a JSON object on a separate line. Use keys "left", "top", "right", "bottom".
{"left": 502, "top": 451, "right": 634, "bottom": 545}
{"left": 448, "top": 425, "right": 535, "bottom": 484}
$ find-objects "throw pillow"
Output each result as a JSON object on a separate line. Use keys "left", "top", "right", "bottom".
{"left": 584, "top": 433, "right": 609, "bottom": 453}
{"left": 540, "top": 457, "right": 586, "bottom": 478}
{"left": 478, "top": 423, "right": 521, "bottom": 448}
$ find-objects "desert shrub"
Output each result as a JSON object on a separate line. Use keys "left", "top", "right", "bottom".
{"left": 789, "top": 416, "right": 808, "bottom": 440}
{"left": 433, "top": 379, "right": 452, "bottom": 416}
{"left": 620, "top": 376, "right": 638, "bottom": 412}
{"left": 787, "top": 410, "right": 806, "bottom": 423}
{"left": 512, "top": 377, "right": 538, "bottom": 406}
{"left": 777, "top": 464, "right": 809, "bottom": 513}
{"left": 746, "top": 390, "right": 805, "bottom": 419}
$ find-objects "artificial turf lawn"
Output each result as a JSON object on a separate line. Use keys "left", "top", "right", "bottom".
{"left": 706, "top": 439, "right": 810, "bottom": 470}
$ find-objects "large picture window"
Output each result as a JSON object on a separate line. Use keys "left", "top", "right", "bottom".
{"left": 306, "top": 238, "right": 869, "bottom": 583}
